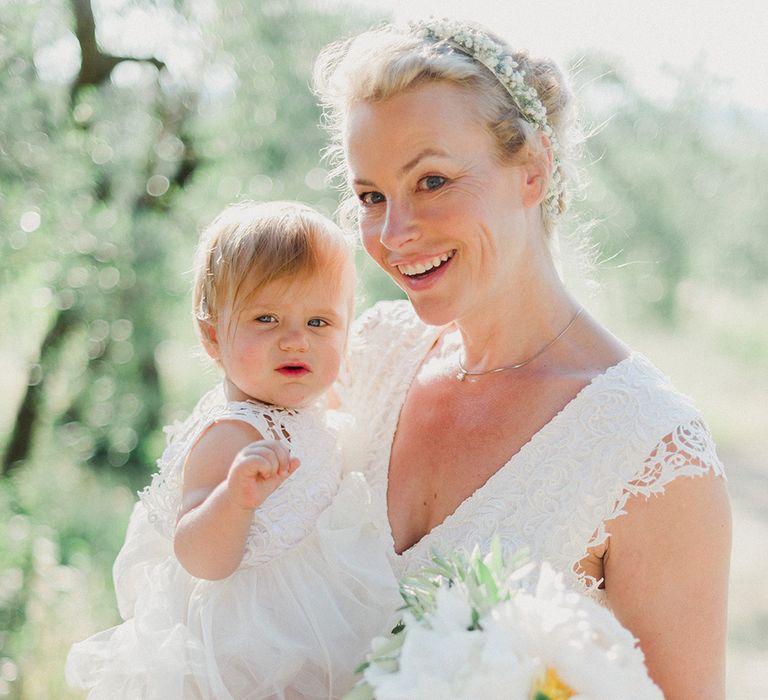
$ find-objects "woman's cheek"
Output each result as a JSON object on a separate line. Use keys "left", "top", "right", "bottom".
{"left": 360, "top": 224, "right": 382, "bottom": 259}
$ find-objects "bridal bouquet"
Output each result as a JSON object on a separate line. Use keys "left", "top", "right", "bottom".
{"left": 344, "top": 540, "right": 662, "bottom": 700}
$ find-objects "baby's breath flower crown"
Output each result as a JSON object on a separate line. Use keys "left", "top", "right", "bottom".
{"left": 411, "top": 18, "right": 564, "bottom": 216}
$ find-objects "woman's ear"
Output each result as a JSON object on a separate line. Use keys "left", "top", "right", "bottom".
{"left": 520, "top": 132, "right": 553, "bottom": 210}
{"left": 198, "top": 320, "right": 221, "bottom": 360}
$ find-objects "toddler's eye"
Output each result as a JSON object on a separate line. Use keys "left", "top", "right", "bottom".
{"left": 255, "top": 314, "right": 277, "bottom": 323}
{"left": 418, "top": 175, "right": 446, "bottom": 191}
{"left": 307, "top": 318, "right": 328, "bottom": 328}
{"left": 359, "top": 191, "right": 385, "bottom": 206}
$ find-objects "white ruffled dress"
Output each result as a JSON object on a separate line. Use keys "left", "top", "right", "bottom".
{"left": 66, "top": 385, "right": 400, "bottom": 699}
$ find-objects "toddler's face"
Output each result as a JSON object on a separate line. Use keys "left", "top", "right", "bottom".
{"left": 209, "top": 269, "right": 352, "bottom": 407}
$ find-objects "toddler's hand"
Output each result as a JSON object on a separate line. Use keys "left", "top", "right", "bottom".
{"left": 226, "top": 439, "right": 300, "bottom": 510}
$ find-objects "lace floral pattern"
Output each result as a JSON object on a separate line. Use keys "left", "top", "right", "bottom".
{"left": 341, "top": 300, "right": 725, "bottom": 591}
{"left": 139, "top": 385, "right": 342, "bottom": 566}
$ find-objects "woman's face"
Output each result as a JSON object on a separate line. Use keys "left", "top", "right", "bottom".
{"left": 344, "top": 81, "right": 543, "bottom": 327}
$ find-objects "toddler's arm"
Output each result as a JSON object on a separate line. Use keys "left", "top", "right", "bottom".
{"left": 174, "top": 420, "right": 299, "bottom": 579}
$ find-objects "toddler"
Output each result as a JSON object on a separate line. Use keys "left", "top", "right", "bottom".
{"left": 66, "top": 201, "right": 398, "bottom": 699}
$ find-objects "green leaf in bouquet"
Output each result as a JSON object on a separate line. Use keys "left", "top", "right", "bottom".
{"left": 474, "top": 558, "right": 499, "bottom": 605}
{"left": 426, "top": 550, "right": 454, "bottom": 577}
{"left": 463, "top": 568, "right": 482, "bottom": 603}
{"left": 451, "top": 549, "right": 472, "bottom": 580}
{"left": 372, "top": 657, "right": 399, "bottom": 673}
{"left": 370, "top": 631, "right": 406, "bottom": 658}
{"left": 342, "top": 682, "right": 375, "bottom": 700}
{"left": 485, "top": 534, "right": 504, "bottom": 572}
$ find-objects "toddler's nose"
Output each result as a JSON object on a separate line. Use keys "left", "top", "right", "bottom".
{"left": 279, "top": 328, "right": 309, "bottom": 352}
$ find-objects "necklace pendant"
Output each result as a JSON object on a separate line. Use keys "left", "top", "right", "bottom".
{"left": 456, "top": 369, "right": 467, "bottom": 381}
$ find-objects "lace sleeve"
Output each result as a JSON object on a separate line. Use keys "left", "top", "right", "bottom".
{"left": 336, "top": 299, "right": 423, "bottom": 412}
{"left": 588, "top": 416, "right": 726, "bottom": 552}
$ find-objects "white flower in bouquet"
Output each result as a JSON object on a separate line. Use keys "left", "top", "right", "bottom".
{"left": 344, "top": 540, "right": 662, "bottom": 700}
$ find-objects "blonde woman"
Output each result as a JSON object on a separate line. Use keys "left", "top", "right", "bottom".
{"left": 315, "top": 19, "right": 730, "bottom": 698}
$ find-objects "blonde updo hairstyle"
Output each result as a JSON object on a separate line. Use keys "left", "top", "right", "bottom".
{"left": 192, "top": 200, "right": 354, "bottom": 345}
{"left": 314, "top": 20, "right": 581, "bottom": 242}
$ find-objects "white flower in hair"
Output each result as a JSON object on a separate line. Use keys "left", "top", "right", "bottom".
{"left": 412, "top": 18, "right": 565, "bottom": 216}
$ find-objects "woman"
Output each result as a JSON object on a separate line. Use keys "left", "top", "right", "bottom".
{"left": 314, "top": 18, "right": 731, "bottom": 698}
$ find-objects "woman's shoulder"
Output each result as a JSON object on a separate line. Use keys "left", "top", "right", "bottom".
{"left": 591, "top": 352, "right": 702, "bottom": 426}
{"left": 587, "top": 352, "right": 723, "bottom": 468}
{"left": 579, "top": 352, "right": 725, "bottom": 536}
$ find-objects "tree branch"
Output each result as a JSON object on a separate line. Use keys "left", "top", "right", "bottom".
{"left": 70, "top": 0, "right": 165, "bottom": 97}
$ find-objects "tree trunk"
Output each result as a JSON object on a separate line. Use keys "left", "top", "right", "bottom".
{"left": 2, "top": 307, "right": 81, "bottom": 475}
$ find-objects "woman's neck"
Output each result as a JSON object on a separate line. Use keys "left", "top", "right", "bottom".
{"left": 454, "top": 251, "right": 579, "bottom": 372}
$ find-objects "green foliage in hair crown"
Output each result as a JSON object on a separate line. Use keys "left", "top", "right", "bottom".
{"left": 411, "top": 18, "right": 564, "bottom": 216}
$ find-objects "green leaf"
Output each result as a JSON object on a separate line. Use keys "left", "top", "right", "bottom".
{"left": 475, "top": 559, "right": 499, "bottom": 604}
{"left": 353, "top": 660, "right": 370, "bottom": 674}
{"left": 342, "top": 682, "right": 375, "bottom": 700}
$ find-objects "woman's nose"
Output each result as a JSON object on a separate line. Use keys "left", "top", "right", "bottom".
{"left": 380, "top": 200, "right": 418, "bottom": 250}
{"left": 279, "top": 327, "right": 309, "bottom": 352}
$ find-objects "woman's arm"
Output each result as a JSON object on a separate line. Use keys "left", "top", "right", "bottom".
{"left": 174, "top": 420, "right": 299, "bottom": 580}
{"left": 604, "top": 469, "right": 731, "bottom": 699}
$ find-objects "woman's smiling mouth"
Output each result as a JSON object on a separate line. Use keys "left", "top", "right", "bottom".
{"left": 396, "top": 250, "right": 455, "bottom": 277}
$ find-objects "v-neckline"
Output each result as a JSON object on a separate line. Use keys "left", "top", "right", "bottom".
{"left": 381, "top": 327, "right": 638, "bottom": 559}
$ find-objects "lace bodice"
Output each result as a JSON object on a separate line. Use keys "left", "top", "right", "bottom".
{"left": 338, "top": 300, "right": 725, "bottom": 590}
{"left": 139, "top": 384, "right": 342, "bottom": 566}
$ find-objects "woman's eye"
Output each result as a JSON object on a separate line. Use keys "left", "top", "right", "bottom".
{"left": 255, "top": 314, "right": 276, "bottom": 323}
{"left": 359, "top": 191, "right": 385, "bottom": 206}
{"left": 307, "top": 318, "right": 328, "bottom": 328}
{"left": 418, "top": 175, "right": 446, "bottom": 191}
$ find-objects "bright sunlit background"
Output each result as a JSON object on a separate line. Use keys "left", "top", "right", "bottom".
{"left": 340, "top": 0, "right": 768, "bottom": 111}
{"left": 1, "top": 0, "right": 766, "bottom": 697}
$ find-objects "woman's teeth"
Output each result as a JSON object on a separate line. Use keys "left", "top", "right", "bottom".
{"left": 398, "top": 250, "right": 455, "bottom": 277}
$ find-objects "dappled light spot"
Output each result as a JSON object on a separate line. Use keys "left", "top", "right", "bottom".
{"left": 145, "top": 174, "right": 170, "bottom": 197}
{"left": 249, "top": 174, "right": 273, "bottom": 197}
{"left": 66, "top": 266, "right": 90, "bottom": 289}
{"left": 110, "top": 319, "right": 133, "bottom": 342}
{"left": 98, "top": 267, "right": 120, "bottom": 289}
{"left": 90, "top": 141, "right": 113, "bottom": 165}
{"left": 72, "top": 102, "right": 93, "bottom": 124}
{"left": 30, "top": 287, "right": 52, "bottom": 309}
{"left": 305, "top": 167, "right": 328, "bottom": 191}
{"left": 110, "top": 340, "right": 134, "bottom": 365}
{"left": 19, "top": 210, "right": 41, "bottom": 233}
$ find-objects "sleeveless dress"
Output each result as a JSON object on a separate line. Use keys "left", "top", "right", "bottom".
{"left": 337, "top": 300, "right": 725, "bottom": 594}
{"left": 66, "top": 384, "right": 400, "bottom": 700}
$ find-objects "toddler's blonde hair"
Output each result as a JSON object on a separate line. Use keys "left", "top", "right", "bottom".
{"left": 192, "top": 200, "right": 354, "bottom": 338}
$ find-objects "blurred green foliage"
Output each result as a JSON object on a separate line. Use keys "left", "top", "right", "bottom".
{"left": 572, "top": 54, "right": 768, "bottom": 322}
{"left": 0, "top": 1, "right": 765, "bottom": 697}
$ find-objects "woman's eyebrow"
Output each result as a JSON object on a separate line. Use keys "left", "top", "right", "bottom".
{"left": 399, "top": 147, "right": 449, "bottom": 175}
{"left": 352, "top": 147, "right": 450, "bottom": 187}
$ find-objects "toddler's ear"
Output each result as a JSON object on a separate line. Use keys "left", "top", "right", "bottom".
{"left": 199, "top": 320, "right": 221, "bottom": 360}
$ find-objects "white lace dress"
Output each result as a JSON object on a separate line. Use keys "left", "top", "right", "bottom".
{"left": 338, "top": 300, "right": 725, "bottom": 594}
{"left": 66, "top": 385, "right": 400, "bottom": 700}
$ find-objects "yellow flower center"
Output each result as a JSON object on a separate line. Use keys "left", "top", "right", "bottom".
{"left": 530, "top": 667, "right": 576, "bottom": 700}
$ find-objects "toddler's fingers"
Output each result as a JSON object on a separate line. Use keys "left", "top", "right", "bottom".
{"left": 236, "top": 446, "right": 279, "bottom": 476}
{"left": 276, "top": 456, "right": 298, "bottom": 477}
{"left": 238, "top": 440, "right": 294, "bottom": 477}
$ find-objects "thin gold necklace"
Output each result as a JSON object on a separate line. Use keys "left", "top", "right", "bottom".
{"left": 456, "top": 307, "right": 583, "bottom": 382}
